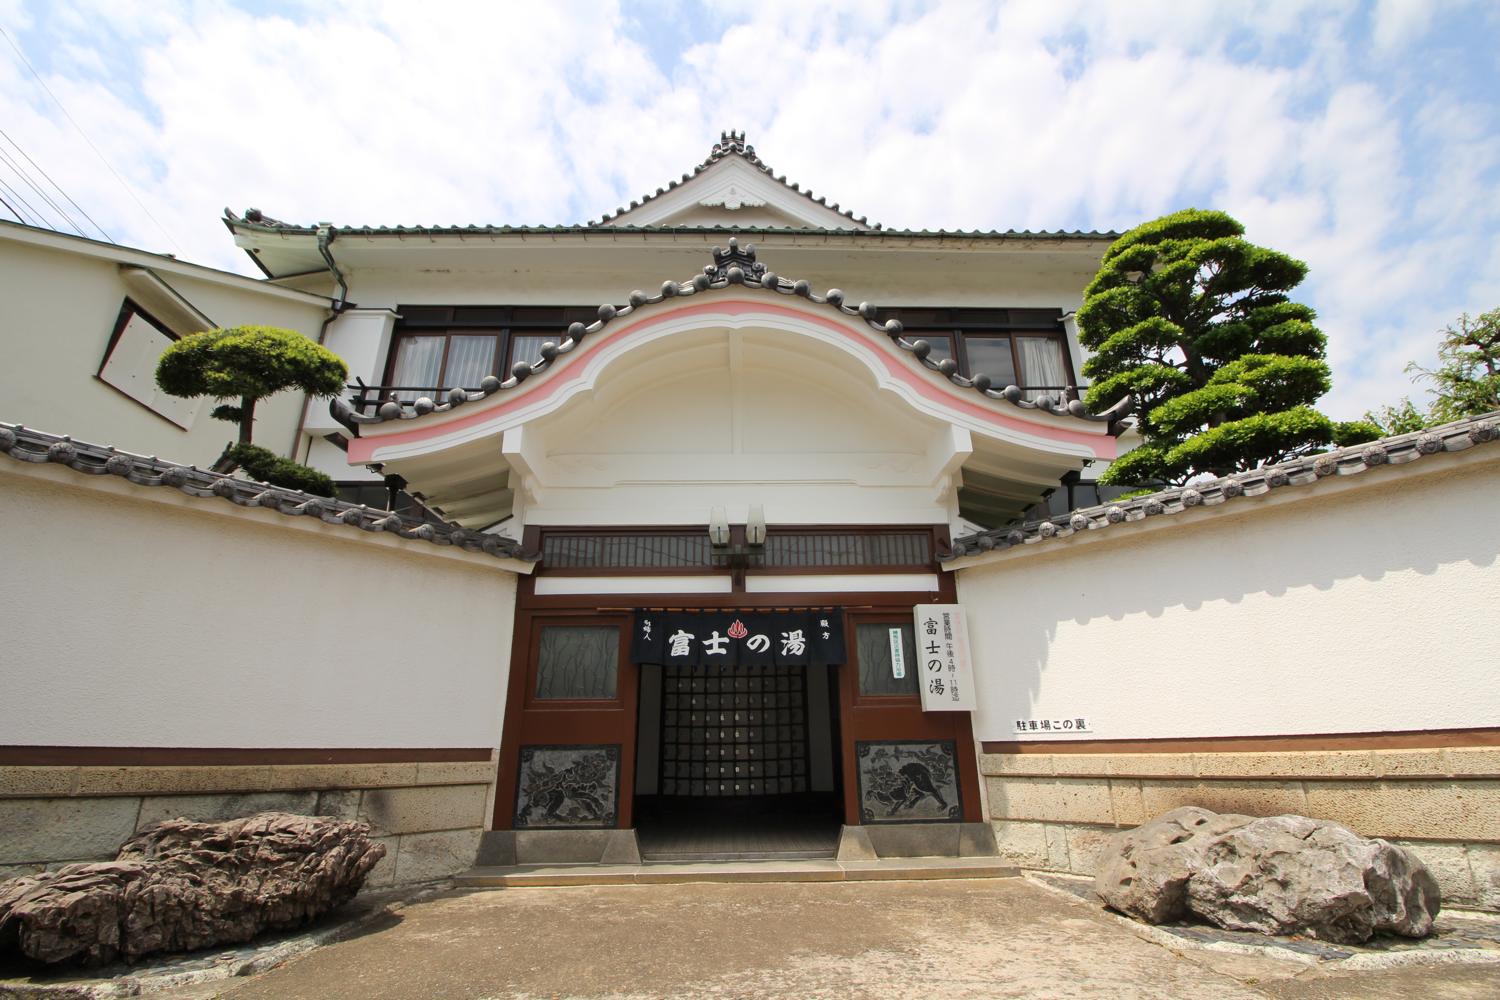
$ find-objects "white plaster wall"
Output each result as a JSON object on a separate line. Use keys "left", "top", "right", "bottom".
{"left": 955, "top": 455, "right": 1500, "bottom": 742}
{"left": 0, "top": 234, "right": 329, "bottom": 467}
{"left": 0, "top": 467, "right": 518, "bottom": 749}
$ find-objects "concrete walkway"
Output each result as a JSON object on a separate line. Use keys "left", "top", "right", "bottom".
{"left": 156, "top": 878, "right": 1499, "bottom": 1000}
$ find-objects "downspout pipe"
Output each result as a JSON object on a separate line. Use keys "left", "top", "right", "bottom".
{"left": 287, "top": 227, "right": 351, "bottom": 462}
{"left": 316, "top": 225, "right": 350, "bottom": 313}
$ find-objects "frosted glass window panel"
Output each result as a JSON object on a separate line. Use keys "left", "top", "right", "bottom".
{"left": 536, "top": 626, "right": 619, "bottom": 700}
{"left": 857, "top": 623, "right": 919, "bottom": 697}
{"left": 509, "top": 334, "right": 551, "bottom": 369}
{"left": 391, "top": 336, "right": 444, "bottom": 401}
{"left": 1017, "top": 336, "right": 1068, "bottom": 400}
{"left": 963, "top": 336, "right": 1016, "bottom": 386}
{"left": 443, "top": 335, "right": 497, "bottom": 388}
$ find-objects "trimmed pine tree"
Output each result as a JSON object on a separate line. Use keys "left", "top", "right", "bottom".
{"left": 1078, "top": 209, "right": 1377, "bottom": 487}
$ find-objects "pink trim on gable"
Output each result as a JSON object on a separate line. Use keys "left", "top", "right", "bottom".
{"left": 348, "top": 299, "right": 1116, "bottom": 463}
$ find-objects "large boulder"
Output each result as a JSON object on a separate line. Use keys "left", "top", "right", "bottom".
{"left": 1091, "top": 806, "right": 1253, "bottom": 924}
{"left": 0, "top": 812, "right": 386, "bottom": 966}
{"left": 1094, "top": 808, "right": 1440, "bottom": 944}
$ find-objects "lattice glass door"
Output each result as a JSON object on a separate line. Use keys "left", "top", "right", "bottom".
{"left": 658, "top": 663, "right": 809, "bottom": 796}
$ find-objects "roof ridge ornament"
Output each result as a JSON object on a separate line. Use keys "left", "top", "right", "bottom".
{"left": 707, "top": 237, "right": 766, "bottom": 283}
{"left": 710, "top": 130, "right": 753, "bottom": 160}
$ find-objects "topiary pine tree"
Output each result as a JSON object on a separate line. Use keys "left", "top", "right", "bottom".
{"left": 1078, "top": 209, "right": 1378, "bottom": 487}
{"left": 156, "top": 325, "right": 347, "bottom": 491}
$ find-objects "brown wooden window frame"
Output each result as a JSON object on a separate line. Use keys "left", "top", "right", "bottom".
{"left": 848, "top": 612, "right": 923, "bottom": 707}
{"left": 383, "top": 306, "right": 596, "bottom": 393}
{"left": 876, "top": 307, "right": 1077, "bottom": 391}
{"left": 522, "top": 614, "right": 630, "bottom": 712}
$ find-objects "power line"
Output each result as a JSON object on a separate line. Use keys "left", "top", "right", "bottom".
{"left": 0, "top": 23, "right": 180, "bottom": 252}
{"left": 0, "top": 127, "right": 115, "bottom": 241}
{"left": 0, "top": 143, "right": 89, "bottom": 236}
{"left": 0, "top": 174, "right": 45, "bottom": 226}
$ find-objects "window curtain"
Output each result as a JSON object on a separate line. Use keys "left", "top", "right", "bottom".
{"left": 1016, "top": 336, "right": 1068, "bottom": 400}
{"left": 390, "top": 336, "right": 444, "bottom": 401}
{"left": 443, "top": 335, "right": 497, "bottom": 389}
{"left": 508, "top": 334, "right": 550, "bottom": 369}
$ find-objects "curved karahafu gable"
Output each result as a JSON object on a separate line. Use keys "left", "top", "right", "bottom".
{"left": 330, "top": 239, "right": 1135, "bottom": 439}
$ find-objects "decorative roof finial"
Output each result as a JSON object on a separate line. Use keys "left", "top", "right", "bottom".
{"left": 706, "top": 236, "right": 766, "bottom": 282}
{"left": 710, "top": 130, "right": 753, "bottom": 160}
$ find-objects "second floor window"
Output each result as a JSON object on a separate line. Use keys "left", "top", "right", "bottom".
{"left": 880, "top": 307, "right": 1075, "bottom": 399}
{"left": 385, "top": 306, "right": 595, "bottom": 400}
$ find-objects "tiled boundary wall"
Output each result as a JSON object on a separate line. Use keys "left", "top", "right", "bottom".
{"left": 0, "top": 759, "right": 498, "bottom": 888}
{"left": 1, "top": 459, "right": 524, "bottom": 887}
{"left": 980, "top": 746, "right": 1500, "bottom": 909}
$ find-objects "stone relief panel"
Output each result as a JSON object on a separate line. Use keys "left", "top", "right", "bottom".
{"left": 856, "top": 740, "right": 962, "bottom": 824}
{"left": 513, "top": 745, "right": 620, "bottom": 830}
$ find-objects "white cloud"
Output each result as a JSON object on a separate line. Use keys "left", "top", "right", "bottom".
{"left": 1, "top": 0, "right": 1496, "bottom": 419}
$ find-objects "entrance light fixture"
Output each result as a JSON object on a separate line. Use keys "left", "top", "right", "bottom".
{"left": 747, "top": 504, "right": 766, "bottom": 547}
{"left": 709, "top": 506, "right": 731, "bottom": 547}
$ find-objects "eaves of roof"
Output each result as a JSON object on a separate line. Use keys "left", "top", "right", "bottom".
{"left": 0, "top": 422, "right": 534, "bottom": 565}
{"left": 943, "top": 413, "right": 1500, "bottom": 563}
{"left": 1, "top": 219, "right": 333, "bottom": 307}
{"left": 330, "top": 238, "right": 1135, "bottom": 436}
{"left": 221, "top": 213, "right": 1117, "bottom": 245}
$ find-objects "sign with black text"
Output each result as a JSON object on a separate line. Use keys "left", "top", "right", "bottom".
{"left": 632, "top": 610, "right": 846, "bottom": 667}
{"left": 913, "top": 604, "right": 976, "bottom": 711}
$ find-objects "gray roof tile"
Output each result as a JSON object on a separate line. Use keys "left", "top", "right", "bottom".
{"left": 0, "top": 424, "right": 532, "bottom": 562}
{"left": 944, "top": 414, "right": 1500, "bottom": 560}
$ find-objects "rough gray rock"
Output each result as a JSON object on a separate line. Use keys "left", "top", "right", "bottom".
{"left": 1094, "top": 808, "right": 1440, "bottom": 944}
{"left": 0, "top": 812, "right": 386, "bottom": 966}
{"left": 1188, "top": 814, "right": 1440, "bottom": 942}
{"left": 1093, "top": 806, "right": 1253, "bottom": 924}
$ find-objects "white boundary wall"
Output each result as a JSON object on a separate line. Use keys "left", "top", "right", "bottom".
{"left": 955, "top": 450, "right": 1500, "bottom": 744}
{"left": 0, "top": 464, "right": 519, "bottom": 750}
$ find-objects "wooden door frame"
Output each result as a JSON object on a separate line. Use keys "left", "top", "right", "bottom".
{"left": 492, "top": 568, "right": 979, "bottom": 831}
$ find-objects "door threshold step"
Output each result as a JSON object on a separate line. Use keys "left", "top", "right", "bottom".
{"left": 455, "top": 857, "right": 1018, "bottom": 888}
{"left": 641, "top": 850, "right": 837, "bottom": 862}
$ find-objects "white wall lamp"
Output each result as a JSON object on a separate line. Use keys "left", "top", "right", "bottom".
{"left": 709, "top": 506, "right": 731, "bottom": 547}
{"left": 746, "top": 504, "right": 767, "bottom": 547}
{"left": 709, "top": 505, "right": 767, "bottom": 587}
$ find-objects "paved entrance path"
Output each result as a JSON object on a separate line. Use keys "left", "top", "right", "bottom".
{"left": 179, "top": 879, "right": 1498, "bottom": 1000}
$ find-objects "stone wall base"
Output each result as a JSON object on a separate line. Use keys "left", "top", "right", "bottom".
{"left": 988, "top": 818, "right": 1500, "bottom": 911}
{"left": 0, "top": 760, "right": 498, "bottom": 889}
{"left": 980, "top": 746, "right": 1500, "bottom": 910}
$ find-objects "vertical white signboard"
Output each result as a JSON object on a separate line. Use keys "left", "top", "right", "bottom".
{"left": 913, "top": 604, "right": 977, "bottom": 711}
{"left": 887, "top": 628, "right": 906, "bottom": 679}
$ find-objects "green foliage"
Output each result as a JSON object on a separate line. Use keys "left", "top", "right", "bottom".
{"left": 156, "top": 326, "right": 348, "bottom": 446}
{"left": 1078, "top": 208, "right": 1367, "bottom": 485}
{"left": 225, "top": 444, "right": 336, "bottom": 497}
{"left": 1362, "top": 398, "right": 1430, "bottom": 436}
{"left": 157, "top": 325, "right": 347, "bottom": 402}
{"left": 1364, "top": 308, "right": 1500, "bottom": 433}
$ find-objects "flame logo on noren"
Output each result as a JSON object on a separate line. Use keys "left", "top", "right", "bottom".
{"left": 727, "top": 619, "right": 749, "bottom": 639}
